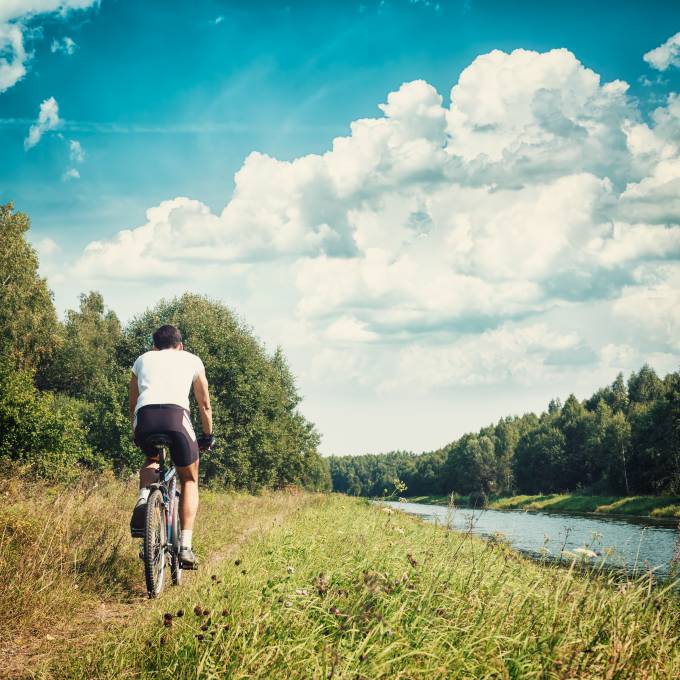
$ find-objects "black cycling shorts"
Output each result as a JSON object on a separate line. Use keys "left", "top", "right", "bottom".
{"left": 134, "top": 404, "right": 199, "bottom": 468}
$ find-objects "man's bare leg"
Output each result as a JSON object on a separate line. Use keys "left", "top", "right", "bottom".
{"left": 177, "top": 459, "right": 199, "bottom": 530}
{"left": 176, "top": 459, "right": 199, "bottom": 565}
{"left": 131, "top": 456, "right": 159, "bottom": 534}
{"left": 139, "top": 456, "right": 159, "bottom": 488}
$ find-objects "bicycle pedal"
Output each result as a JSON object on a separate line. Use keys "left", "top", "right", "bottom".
{"left": 179, "top": 560, "right": 198, "bottom": 571}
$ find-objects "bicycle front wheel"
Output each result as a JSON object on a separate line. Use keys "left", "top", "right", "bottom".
{"left": 143, "top": 489, "right": 167, "bottom": 598}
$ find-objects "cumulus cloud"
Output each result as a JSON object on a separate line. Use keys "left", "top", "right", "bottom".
{"left": 24, "top": 96, "right": 60, "bottom": 149}
{"left": 71, "top": 47, "right": 680, "bottom": 391}
{"left": 50, "top": 35, "right": 76, "bottom": 54}
{"left": 644, "top": 31, "right": 680, "bottom": 72}
{"left": 0, "top": 1, "right": 97, "bottom": 92}
{"left": 385, "top": 323, "right": 585, "bottom": 390}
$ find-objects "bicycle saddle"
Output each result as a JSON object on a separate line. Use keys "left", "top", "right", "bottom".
{"left": 143, "top": 433, "right": 172, "bottom": 447}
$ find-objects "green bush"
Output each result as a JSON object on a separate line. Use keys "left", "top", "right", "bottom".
{"left": 0, "top": 359, "right": 98, "bottom": 477}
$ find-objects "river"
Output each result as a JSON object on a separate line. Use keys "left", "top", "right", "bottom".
{"left": 381, "top": 500, "right": 680, "bottom": 577}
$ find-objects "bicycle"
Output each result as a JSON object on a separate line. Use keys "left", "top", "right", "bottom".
{"left": 132, "top": 433, "right": 192, "bottom": 598}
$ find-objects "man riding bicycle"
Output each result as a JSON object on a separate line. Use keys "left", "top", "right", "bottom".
{"left": 129, "top": 324, "right": 214, "bottom": 568}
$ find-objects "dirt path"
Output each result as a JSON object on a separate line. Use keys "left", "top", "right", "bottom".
{"left": 3, "top": 499, "right": 305, "bottom": 680}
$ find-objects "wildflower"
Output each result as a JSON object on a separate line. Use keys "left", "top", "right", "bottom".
{"left": 316, "top": 573, "right": 329, "bottom": 595}
{"left": 196, "top": 634, "right": 205, "bottom": 641}
{"left": 176, "top": 610, "right": 184, "bottom": 618}
{"left": 222, "top": 609, "right": 230, "bottom": 617}
{"left": 287, "top": 566, "right": 295, "bottom": 574}
{"left": 234, "top": 559, "right": 242, "bottom": 566}
{"left": 407, "top": 552, "right": 417, "bottom": 568}
{"left": 194, "top": 605, "right": 203, "bottom": 616}
{"left": 285, "top": 601, "right": 293, "bottom": 608}
{"left": 203, "top": 608, "right": 211, "bottom": 616}
{"left": 201, "top": 624, "right": 209, "bottom": 632}
{"left": 295, "top": 588, "right": 309, "bottom": 596}
{"left": 211, "top": 575, "right": 217, "bottom": 581}
{"left": 329, "top": 606, "right": 342, "bottom": 616}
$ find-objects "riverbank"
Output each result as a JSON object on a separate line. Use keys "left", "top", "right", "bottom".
{"left": 59, "top": 494, "right": 680, "bottom": 679}
{"left": 405, "top": 493, "right": 680, "bottom": 519}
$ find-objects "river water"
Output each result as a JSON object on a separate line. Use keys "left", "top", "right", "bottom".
{"left": 382, "top": 500, "right": 680, "bottom": 577}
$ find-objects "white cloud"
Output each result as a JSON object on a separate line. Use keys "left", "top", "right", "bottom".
{"left": 69, "top": 47, "right": 680, "bottom": 395}
{"left": 69, "top": 138, "right": 85, "bottom": 162}
{"left": 212, "top": 15, "right": 224, "bottom": 25}
{"left": 62, "top": 167, "right": 79, "bottom": 181}
{"left": 324, "top": 317, "right": 379, "bottom": 343}
{"left": 0, "top": 1, "right": 98, "bottom": 92}
{"left": 385, "top": 323, "right": 586, "bottom": 390}
{"left": 611, "top": 263, "right": 680, "bottom": 353}
{"left": 644, "top": 31, "right": 680, "bottom": 72}
{"left": 36, "top": 236, "right": 59, "bottom": 256}
{"left": 24, "top": 96, "right": 60, "bottom": 149}
{"left": 0, "top": 22, "right": 26, "bottom": 93}
{"left": 50, "top": 35, "right": 76, "bottom": 54}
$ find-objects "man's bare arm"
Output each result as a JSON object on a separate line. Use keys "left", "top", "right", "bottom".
{"left": 129, "top": 374, "right": 139, "bottom": 432}
{"left": 193, "top": 373, "right": 212, "bottom": 434}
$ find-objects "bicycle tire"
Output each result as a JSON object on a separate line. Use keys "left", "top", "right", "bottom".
{"left": 143, "top": 489, "right": 167, "bottom": 598}
{"left": 170, "top": 491, "right": 182, "bottom": 586}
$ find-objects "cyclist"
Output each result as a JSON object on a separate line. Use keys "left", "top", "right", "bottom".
{"left": 129, "top": 324, "right": 214, "bottom": 568}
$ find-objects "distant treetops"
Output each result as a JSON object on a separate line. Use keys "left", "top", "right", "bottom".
{"left": 329, "top": 366, "right": 680, "bottom": 499}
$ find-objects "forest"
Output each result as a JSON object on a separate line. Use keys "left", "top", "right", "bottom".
{"left": 0, "top": 203, "right": 330, "bottom": 491}
{"left": 329, "top": 366, "right": 680, "bottom": 500}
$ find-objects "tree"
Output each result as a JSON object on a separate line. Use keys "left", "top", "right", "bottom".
{"left": 0, "top": 204, "right": 60, "bottom": 371}
{"left": 628, "top": 365, "right": 664, "bottom": 404}
{"left": 0, "top": 357, "right": 97, "bottom": 477}
{"left": 513, "top": 425, "right": 566, "bottom": 494}
{"left": 39, "top": 291, "right": 122, "bottom": 399}
{"left": 121, "top": 293, "right": 324, "bottom": 490}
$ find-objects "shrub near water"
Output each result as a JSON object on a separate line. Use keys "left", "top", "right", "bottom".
{"left": 73, "top": 496, "right": 680, "bottom": 679}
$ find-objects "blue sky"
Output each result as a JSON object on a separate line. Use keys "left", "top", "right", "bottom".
{"left": 2, "top": 0, "right": 680, "bottom": 454}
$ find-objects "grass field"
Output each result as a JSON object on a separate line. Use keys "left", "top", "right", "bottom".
{"left": 57, "top": 495, "right": 680, "bottom": 679}
{"left": 0, "top": 472, "right": 314, "bottom": 679}
{"left": 405, "top": 493, "right": 680, "bottom": 518}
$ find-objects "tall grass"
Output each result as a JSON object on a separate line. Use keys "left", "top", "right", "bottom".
{"left": 67, "top": 495, "right": 680, "bottom": 679}
{"left": 0, "top": 471, "right": 316, "bottom": 679}
{"left": 0, "top": 471, "right": 140, "bottom": 644}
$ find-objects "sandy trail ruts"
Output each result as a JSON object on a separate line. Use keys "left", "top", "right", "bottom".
{"left": 2, "top": 500, "right": 303, "bottom": 680}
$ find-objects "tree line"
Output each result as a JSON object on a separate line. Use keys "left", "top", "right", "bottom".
{"left": 0, "top": 203, "right": 330, "bottom": 491}
{"left": 329, "top": 367, "right": 680, "bottom": 500}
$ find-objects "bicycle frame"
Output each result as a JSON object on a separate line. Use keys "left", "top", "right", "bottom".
{"left": 155, "top": 447, "right": 178, "bottom": 547}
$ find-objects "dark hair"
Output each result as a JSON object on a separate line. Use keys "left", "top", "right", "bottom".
{"left": 153, "top": 324, "right": 183, "bottom": 350}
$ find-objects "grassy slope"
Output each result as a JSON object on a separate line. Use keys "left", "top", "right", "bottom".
{"left": 405, "top": 493, "right": 680, "bottom": 518}
{"left": 0, "top": 473, "right": 314, "bottom": 679}
{"left": 66, "top": 495, "right": 680, "bottom": 680}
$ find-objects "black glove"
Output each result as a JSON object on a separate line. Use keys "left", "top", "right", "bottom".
{"left": 198, "top": 433, "right": 215, "bottom": 451}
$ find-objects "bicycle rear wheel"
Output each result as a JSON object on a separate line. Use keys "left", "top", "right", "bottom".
{"left": 143, "top": 489, "right": 167, "bottom": 598}
{"left": 170, "top": 491, "right": 182, "bottom": 586}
